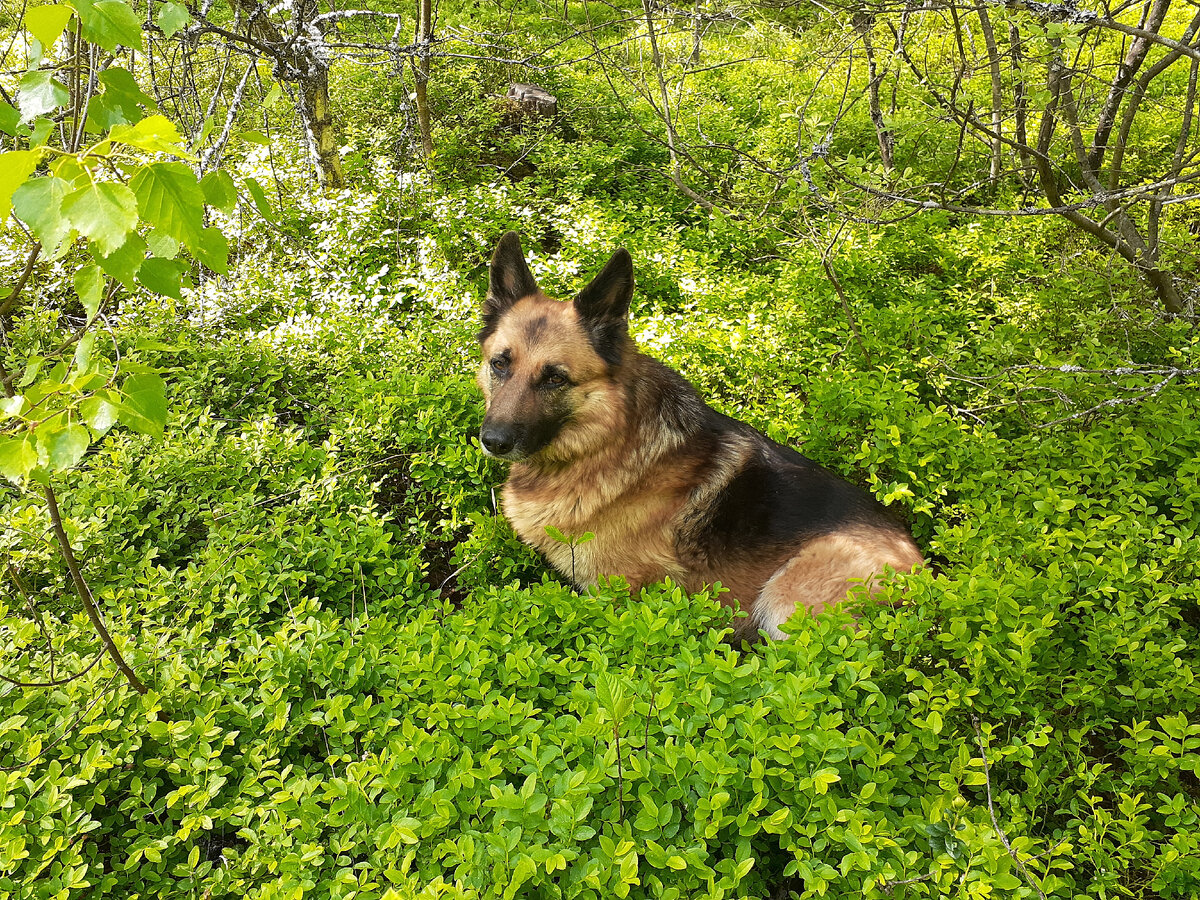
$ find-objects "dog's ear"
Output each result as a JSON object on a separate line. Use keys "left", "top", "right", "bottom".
{"left": 574, "top": 248, "right": 633, "bottom": 365}
{"left": 486, "top": 232, "right": 539, "bottom": 318}
{"left": 575, "top": 248, "right": 633, "bottom": 322}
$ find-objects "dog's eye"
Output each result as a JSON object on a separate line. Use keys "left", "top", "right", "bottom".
{"left": 544, "top": 372, "right": 568, "bottom": 387}
{"left": 491, "top": 357, "right": 510, "bottom": 376}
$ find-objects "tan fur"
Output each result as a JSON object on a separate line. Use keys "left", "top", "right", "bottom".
{"left": 746, "top": 529, "right": 924, "bottom": 639}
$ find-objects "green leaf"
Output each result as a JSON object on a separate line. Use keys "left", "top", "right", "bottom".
{"left": 98, "top": 232, "right": 147, "bottom": 289}
{"left": 69, "top": 0, "right": 144, "bottom": 53}
{"left": 29, "top": 117, "right": 54, "bottom": 148}
{"left": 100, "top": 67, "right": 155, "bottom": 109}
{"left": 503, "top": 856, "right": 537, "bottom": 900}
{"left": 137, "top": 257, "right": 186, "bottom": 299}
{"left": 812, "top": 768, "right": 841, "bottom": 795}
{"left": 110, "top": 115, "right": 191, "bottom": 158}
{"left": 73, "top": 332, "right": 95, "bottom": 370}
{"left": 595, "top": 672, "right": 632, "bottom": 721}
{"left": 12, "top": 177, "right": 72, "bottom": 252}
{"left": 239, "top": 130, "right": 271, "bottom": 146}
{"left": 39, "top": 422, "right": 91, "bottom": 470}
{"left": 134, "top": 338, "right": 178, "bottom": 351}
{"left": 156, "top": 0, "right": 189, "bottom": 37}
{"left": 74, "top": 264, "right": 105, "bottom": 319}
{"left": 244, "top": 175, "right": 275, "bottom": 221}
{"left": 200, "top": 170, "right": 237, "bottom": 213}
{"left": 0, "top": 101, "right": 24, "bottom": 135}
{"left": 130, "top": 162, "right": 205, "bottom": 249}
{"left": 19, "top": 358, "right": 45, "bottom": 388}
{"left": 87, "top": 68, "right": 154, "bottom": 131}
{"left": 0, "top": 150, "right": 41, "bottom": 222}
{"left": 146, "top": 229, "right": 180, "bottom": 259}
{"left": 86, "top": 94, "right": 130, "bottom": 132}
{"left": 1, "top": 396, "right": 27, "bottom": 419}
{"left": 0, "top": 435, "right": 39, "bottom": 483}
{"left": 118, "top": 373, "right": 167, "bottom": 437}
{"left": 63, "top": 181, "right": 138, "bottom": 256}
{"left": 195, "top": 114, "right": 215, "bottom": 147}
{"left": 17, "top": 71, "right": 69, "bottom": 123}
{"left": 545, "top": 525, "right": 568, "bottom": 543}
{"left": 26, "top": 5, "right": 75, "bottom": 50}
{"left": 80, "top": 394, "right": 120, "bottom": 434}
{"left": 194, "top": 227, "right": 229, "bottom": 275}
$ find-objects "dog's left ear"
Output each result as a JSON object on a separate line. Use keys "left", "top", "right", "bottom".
{"left": 574, "top": 248, "right": 633, "bottom": 365}
{"left": 487, "top": 231, "right": 539, "bottom": 313}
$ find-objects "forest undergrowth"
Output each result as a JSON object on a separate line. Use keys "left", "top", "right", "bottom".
{"left": 2, "top": 0, "right": 1200, "bottom": 897}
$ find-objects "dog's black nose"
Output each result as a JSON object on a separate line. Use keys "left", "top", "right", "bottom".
{"left": 481, "top": 424, "right": 517, "bottom": 457}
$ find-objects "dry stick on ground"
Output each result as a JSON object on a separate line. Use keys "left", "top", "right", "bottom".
{"left": 42, "top": 485, "right": 147, "bottom": 694}
{"left": 973, "top": 716, "right": 1048, "bottom": 900}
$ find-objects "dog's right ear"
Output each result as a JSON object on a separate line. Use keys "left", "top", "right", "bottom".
{"left": 574, "top": 248, "right": 634, "bottom": 366}
{"left": 486, "top": 232, "right": 539, "bottom": 321}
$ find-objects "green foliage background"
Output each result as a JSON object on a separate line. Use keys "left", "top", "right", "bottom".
{"left": 2, "top": 1, "right": 1199, "bottom": 898}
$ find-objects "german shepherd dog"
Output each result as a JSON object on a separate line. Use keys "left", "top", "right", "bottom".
{"left": 478, "top": 232, "right": 923, "bottom": 639}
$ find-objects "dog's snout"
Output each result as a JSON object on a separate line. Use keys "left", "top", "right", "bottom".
{"left": 481, "top": 423, "right": 519, "bottom": 457}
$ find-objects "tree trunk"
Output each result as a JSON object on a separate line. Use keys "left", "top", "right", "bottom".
{"left": 415, "top": 0, "right": 434, "bottom": 159}
{"left": 857, "top": 13, "right": 894, "bottom": 174}
{"left": 228, "top": 0, "right": 344, "bottom": 188}
{"left": 299, "top": 69, "right": 345, "bottom": 188}
{"left": 977, "top": 7, "right": 1004, "bottom": 183}
{"left": 690, "top": 0, "right": 703, "bottom": 67}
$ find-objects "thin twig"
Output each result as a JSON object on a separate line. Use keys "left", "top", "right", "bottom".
{"left": 973, "top": 716, "right": 1048, "bottom": 900}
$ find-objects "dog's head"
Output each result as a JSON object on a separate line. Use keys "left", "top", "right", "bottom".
{"left": 477, "top": 232, "right": 633, "bottom": 462}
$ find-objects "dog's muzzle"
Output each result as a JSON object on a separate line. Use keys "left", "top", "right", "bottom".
{"left": 480, "top": 422, "right": 526, "bottom": 460}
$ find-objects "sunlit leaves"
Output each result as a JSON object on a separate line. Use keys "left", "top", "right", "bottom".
{"left": 130, "top": 162, "right": 205, "bottom": 249}
{"left": 0, "top": 150, "right": 40, "bottom": 221}
{"left": 110, "top": 115, "right": 191, "bottom": 158}
{"left": 40, "top": 423, "right": 91, "bottom": 470}
{"left": 156, "top": 1, "right": 190, "bottom": 38}
{"left": 0, "top": 435, "right": 38, "bottom": 483}
{"left": 25, "top": 5, "right": 75, "bottom": 50}
{"left": 12, "top": 177, "right": 73, "bottom": 252}
{"left": 118, "top": 373, "right": 167, "bottom": 437}
{"left": 79, "top": 394, "right": 120, "bottom": 433}
{"left": 0, "top": 102, "right": 23, "bottom": 135}
{"left": 243, "top": 176, "right": 276, "bottom": 221}
{"left": 200, "top": 170, "right": 238, "bottom": 213}
{"left": 17, "top": 71, "right": 68, "bottom": 122}
{"left": 87, "top": 68, "right": 156, "bottom": 131}
{"left": 146, "top": 229, "right": 180, "bottom": 259}
{"left": 62, "top": 181, "right": 138, "bottom": 255}
{"left": 137, "top": 257, "right": 187, "bottom": 299}
{"left": 195, "top": 227, "right": 229, "bottom": 275}
{"left": 73, "top": 264, "right": 105, "bottom": 320}
{"left": 68, "top": 0, "right": 144, "bottom": 53}
{"left": 97, "top": 232, "right": 147, "bottom": 288}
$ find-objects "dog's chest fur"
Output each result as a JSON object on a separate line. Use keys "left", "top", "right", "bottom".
{"left": 501, "top": 449, "right": 696, "bottom": 589}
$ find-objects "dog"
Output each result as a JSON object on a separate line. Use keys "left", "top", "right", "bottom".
{"left": 477, "top": 232, "right": 923, "bottom": 639}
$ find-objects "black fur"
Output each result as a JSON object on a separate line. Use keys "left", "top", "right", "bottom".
{"left": 689, "top": 421, "right": 893, "bottom": 561}
{"left": 482, "top": 231, "right": 540, "bottom": 341}
{"left": 574, "top": 249, "right": 634, "bottom": 367}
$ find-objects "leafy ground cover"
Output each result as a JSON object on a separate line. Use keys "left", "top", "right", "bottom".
{"left": 3, "top": 2, "right": 1200, "bottom": 898}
